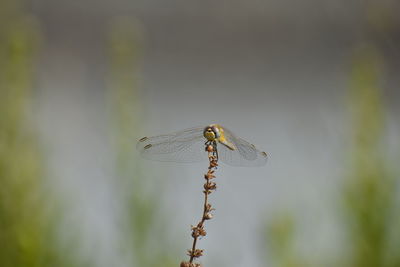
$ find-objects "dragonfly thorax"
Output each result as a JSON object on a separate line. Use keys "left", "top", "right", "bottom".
{"left": 203, "top": 125, "right": 220, "bottom": 141}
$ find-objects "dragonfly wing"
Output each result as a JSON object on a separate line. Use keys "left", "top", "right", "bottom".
{"left": 137, "top": 127, "right": 208, "bottom": 163}
{"left": 218, "top": 128, "right": 268, "bottom": 167}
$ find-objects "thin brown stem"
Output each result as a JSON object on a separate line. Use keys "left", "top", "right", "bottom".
{"left": 181, "top": 142, "right": 218, "bottom": 267}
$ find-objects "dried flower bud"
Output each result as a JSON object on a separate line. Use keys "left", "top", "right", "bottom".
{"left": 204, "top": 213, "right": 213, "bottom": 220}
{"left": 198, "top": 228, "right": 207, "bottom": 236}
{"left": 204, "top": 173, "right": 212, "bottom": 179}
{"left": 204, "top": 172, "right": 216, "bottom": 180}
{"left": 210, "top": 161, "right": 218, "bottom": 168}
{"left": 205, "top": 203, "right": 212, "bottom": 211}
{"left": 206, "top": 145, "right": 214, "bottom": 152}
{"left": 204, "top": 189, "right": 214, "bottom": 195}
{"left": 209, "top": 182, "right": 217, "bottom": 190}
{"left": 182, "top": 262, "right": 202, "bottom": 267}
{"left": 193, "top": 249, "right": 204, "bottom": 257}
{"left": 204, "top": 182, "right": 217, "bottom": 191}
{"left": 191, "top": 226, "right": 204, "bottom": 238}
{"left": 187, "top": 249, "right": 204, "bottom": 258}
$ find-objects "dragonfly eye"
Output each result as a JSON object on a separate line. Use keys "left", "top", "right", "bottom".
{"left": 211, "top": 126, "right": 220, "bottom": 138}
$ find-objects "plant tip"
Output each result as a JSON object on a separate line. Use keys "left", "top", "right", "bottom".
{"left": 206, "top": 145, "right": 214, "bottom": 152}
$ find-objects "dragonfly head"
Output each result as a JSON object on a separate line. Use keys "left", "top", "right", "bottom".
{"left": 203, "top": 125, "right": 220, "bottom": 141}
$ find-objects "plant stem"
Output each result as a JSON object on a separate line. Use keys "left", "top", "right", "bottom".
{"left": 184, "top": 142, "right": 218, "bottom": 266}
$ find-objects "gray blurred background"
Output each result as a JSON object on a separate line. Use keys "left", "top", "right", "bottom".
{"left": 1, "top": 1, "right": 399, "bottom": 267}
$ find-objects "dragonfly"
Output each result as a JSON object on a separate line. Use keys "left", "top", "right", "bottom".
{"left": 137, "top": 124, "right": 268, "bottom": 167}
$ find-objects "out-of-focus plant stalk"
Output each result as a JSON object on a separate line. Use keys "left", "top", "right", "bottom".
{"left": 0, "top": 1, "right": 66, "bottom": 267}
{"left": 264, "top": 1, "right": 400, "bottom": 266}
{"left": 343, "top": 45, "right": 397, "bottom": 267}
{"left": 0, "top": 2, "right": 95, "bottom": 267}
{"left": 0, "top": 4, "right": 45, "bottom": 267}
{"left": 264, "top": 45, "right": 400, "bottom": 267}
{"left": 107, "top": 17, "right": 177, "bottom": 267}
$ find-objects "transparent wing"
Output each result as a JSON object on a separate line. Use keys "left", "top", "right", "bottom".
{"left": 218, "top": 128, "right": 268, "bottom": 167}
{"left": 136, "top": 126, "right": 208, "bottom": 163}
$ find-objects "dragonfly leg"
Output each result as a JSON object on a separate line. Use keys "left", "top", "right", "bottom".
{"left": 212, "top": 141, "right": 218, "bottom": 161}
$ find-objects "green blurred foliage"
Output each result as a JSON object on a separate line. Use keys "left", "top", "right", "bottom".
{"left": 343, "top": 45, "right": 396, "bottom": 267}
{"left": 0, "top": 3, "right": 53, "bottom": 267}
{"left": 266, "top": 215, "right": 308, "bottom": 267}
{"left": 107, "top": 18, "right": 177, "bottom": 267}
{"left": 264, "top": 45, "right": 400, "bottom": 267}
{"left": 265, "top": 1, "right": 399, "bottom": 265}
{"left": 0, "top": 1, "right": 92, "bottom": 267}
